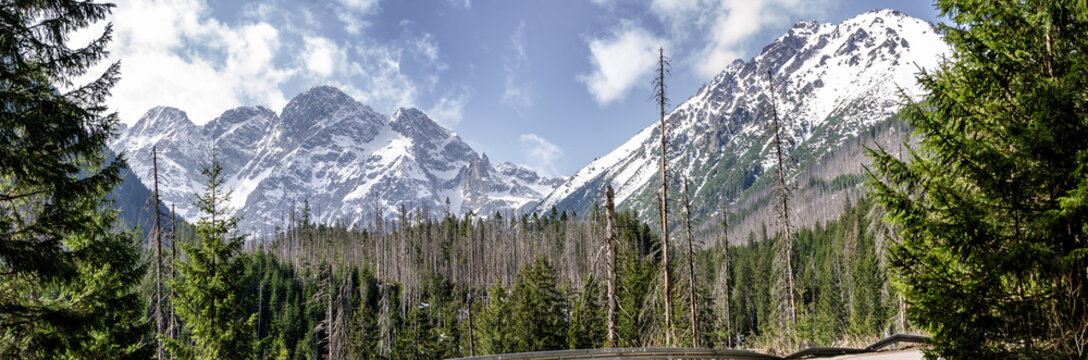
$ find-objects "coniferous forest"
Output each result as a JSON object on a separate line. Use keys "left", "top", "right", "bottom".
{"left": 222, "top": 195, "right": 900, "bottom": 359}
{"left": 3, "top": 0, "right": 1088, "bottom": 359}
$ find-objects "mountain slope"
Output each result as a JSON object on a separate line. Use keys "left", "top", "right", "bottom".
{"left": 537, "top": 10, "right": 949, "bottom": 240}
{"left": 111, "top": 87, "right": 564, "bottom": 234}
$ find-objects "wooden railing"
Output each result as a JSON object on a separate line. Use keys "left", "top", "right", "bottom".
{"left": 451, "top": 333, "right": 929, "bottom": 360}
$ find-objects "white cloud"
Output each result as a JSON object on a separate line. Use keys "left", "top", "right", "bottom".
{"left": 303, "top": 36, "right": 341, "bottom": 77}
{"left": 77, "top": 0, "right": 450, "bottom": 125}
{"left": 337, "top": 12, "right": 367, "bottom": 36}
{"left": 649, "top": 0, "right": 832, "bottom": 78}
{"left": 335, "top": 0, "right": 379, "bottom": 35}
{"left": 345, "top": 44, "right": 419, "bottom": 111}
{"left": 502, "top": 21, "right": 533, "bottom": 113}
{"left": 337, "top": 0, "right": 380, "bottom": 15}
{"left": 411, "top": 33, "right": 445, "bottom": 70}
{"left": 90, "top": 0, "right": 296, "bottom": 123}
{"left": 426, "top": 88, "right": 472, "bottom": 128}
{"left": 519, "top": 133, "right": 564, "bottom": 177}
{"left": 577, "top": 20, "right": 667, "bottom": 105}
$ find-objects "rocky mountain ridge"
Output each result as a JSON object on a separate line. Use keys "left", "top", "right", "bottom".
{"left": 111, "top": 86, "right": 564, "bottom": 234}
{"left": 536, "top": 9, "right": 949, "bottom": 241}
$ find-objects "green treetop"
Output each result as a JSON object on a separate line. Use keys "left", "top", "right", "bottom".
{"left": 869, "top": 0, "right": 1088, "bottom": 357}
{"left": 1, "top": 0, "right": 150, "bottom": 358}
{"left": 165, "top": 151, "right": 259, "bottom": 360}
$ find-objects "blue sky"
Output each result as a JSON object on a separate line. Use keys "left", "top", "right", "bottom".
{"left": 96, "top": 0, "right": 941, "bottom": 177}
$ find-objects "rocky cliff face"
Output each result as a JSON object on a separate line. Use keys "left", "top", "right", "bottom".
{"left": 112, "top": 86, "right": 564, "bottom": 234}
{"left": 536, "top": 10, "right": 949, "bottom": 239}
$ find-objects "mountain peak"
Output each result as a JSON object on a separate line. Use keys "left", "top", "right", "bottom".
{"left": 204, "top": 106, "right": 277, "bottom": 139}
{"left": 144, "top": 106, "right": 189, "bottom": 122}
{"left": 537, "top": 8, "right": 949, "bottom": 233}
{"left": 280, "top": 86, "right": 373, "bottom": 130}
{"left": 391, "top": 107, "right": 450, "bottom": 140}
{"left": 129, "top": 106, "right": 194, "bottom": 134}
{"left": 113, "top": 87, "right": 563, "bottom": 234}
{"left": 300, "top": 85, "right": 351, "bottom": 101}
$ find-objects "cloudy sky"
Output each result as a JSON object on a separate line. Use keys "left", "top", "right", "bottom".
{"left": 89, "top": 0, "right": 940, "bottom": 177}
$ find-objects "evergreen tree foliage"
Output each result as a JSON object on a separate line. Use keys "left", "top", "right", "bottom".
{"left": 508, "top": 257, "right": 567, "bottom": 352}
{"left": 350, "top": 266, "right": 380, "bottom": 359}
{"left": 475, "top": 283, "right": 513, "bottom": 355}
{"left": 0, "top": 0, "right": 150, "bottom": 357}
{"left": 868, "top": 0, "right": 1088, "bottom": 357}
{"left": 615, "top": 211, "right": 660, "bottom": 347}
{"left": 165, "top": 152, "right": 258, "bottom": 360}
{"left": 184, "top": 195, "right": 903, "bottom": 356}
{"left": 392, "top": 274, "right": 459, "bottom": 359}
{"left": 567, "top": 274, "right": 605, "bottom": 350}
{"left": 473, "top": 257, "right": 572, "bottom": 355}
{"left": 56, "top": 208, "right": 152, "bottom": 360}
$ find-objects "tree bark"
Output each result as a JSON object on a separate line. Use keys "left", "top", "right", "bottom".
{"left": 720, "top": 207, "right": 731, "bottom": 347}
{"left": 152, "top": 146, "right": 164, "bottom": 360}
{"left": 169, "top": 204, "right": 177, "bottom": 360}
{"left": 766, "top": 70, "right": 797, "bottom": 326}
{"left": 654, "top": 47, "right": 674, "bottom": 347}
{"left": 683, "top": 180, "right": 699, "bottom": 347}
{"left": 605, "top": 185, "right": 619, "bottom": 347}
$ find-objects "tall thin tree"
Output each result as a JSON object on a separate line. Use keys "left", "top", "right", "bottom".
{"left": 466, "top": 228, "right": 476, "bottom": 357}
{"left": 151, "top": 146, "right": 166, "bottom": 360}
{"left": 604, "top": 185, "right": 619, "bottom": 347}
{"left": 765, "top": 70, "right": 797, "bottom": 326}
{"left": 682, "top": 179, "right": 699, "bottom": 346}
{"left": 164, "top": 149, "right": 258, "bottom": 360}
{"left": 651, "top": 46, "right": 674, "bottom": 346}
{"left": 169, "top": 204, "right": 178, "bottom": 359}
{"left": 718, "top": 206, "right": 732, "bottom": 347}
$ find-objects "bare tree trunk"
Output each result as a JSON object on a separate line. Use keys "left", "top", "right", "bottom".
{"left": 719, "top": 207, "right": 731, "bottom": 348}
{"left": 325, "top": 235, "right": 335, "bottom": 360}
{"left": 169, "top": 204, "right": 177, "bottom": 359}
{"left": 653, "top": 46, "right": 674, "bottom": 346}
{"left": 605, "top": 185, "right": 619, "bottom": 347}
{"left": 899, "top": 295, "right": 907, "bottom": 333}
{"left": 257, "top": 280, "right": 263, "bottom": 357}
{"left": 766, "top": 70, "right": 797, "bottom": 326}
{"left": 466, "top": 216, "right": 477, "bottom": 357}
{"left": 467, "top": 291, "right": 476, "bottom": 356}
{"left": 683, "top": 180, "right": 699, "bottom": 347}
{"left": 151, "top": 146, "right": 164, "bottom": 360}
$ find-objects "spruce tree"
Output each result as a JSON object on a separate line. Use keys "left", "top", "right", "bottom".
{"left": 567, "top": 274, "right": 604, "bottom": 350}
{"left": 1, "top": 0, "right": 149, "bottom": 357}
{"left": 164, "top": 150, "right": 258, "bottom": 360}
{"left": 509, "top": 257, "right": 567, "bottom": 352}
{"left": 475, "top": 283, "right": 513, "bottom": 355}
{"left": 868, "top": 0, "right": 1088, "bottom": 357}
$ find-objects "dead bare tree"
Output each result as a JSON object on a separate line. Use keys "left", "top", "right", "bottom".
{"left": 169, "top": 204, "right": 177, "bottom": 359}
{"left": 605, "top": 185, "right": 619, "bottom": 347}
{"left": 325, "top": 234, "right": 335, "bottom": 360}
{"left": 652, "top": 46, "right": 674, "bottom": 346}
{"left": 716, "top": 206, "right": 732, "bottom": 347}
{"left": 150, "top": 146, "right": 165, "bottom": 360}
{"left": 682, "top": 179, "right": 699, "bottom": 346}
{"left": 465, "top": 211, "right": 477, "bottom": 357}
{"left": 330, "top": 267, "right": 354, "bottom": 360}
{"left": 257, "top": 280, "right": 263, "bottom": 353}
{"left": 765, "top": 70, "right": 797, "bottom": 326}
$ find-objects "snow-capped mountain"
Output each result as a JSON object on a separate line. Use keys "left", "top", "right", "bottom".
{"left": 536, "top": 10, "right": 949, "bottom": 235}
{"left": 111, "top": 86, "right": 564, "bottom": 234}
